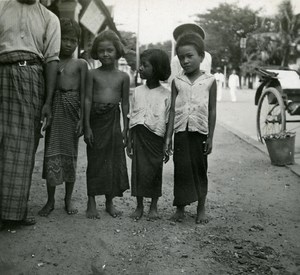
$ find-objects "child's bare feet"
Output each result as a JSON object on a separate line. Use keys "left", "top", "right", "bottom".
{"left": 64, "top": 197, "right": 78, "bottom": 215}
{"left": 148, "top": 205, "right": 160, "bottom": 220}
{"left": 38, "top": 201, "right": 55, "bottom": 217}
{"left": 105, "top": 201, "right": 121, "bottom": 218}
{"left": 86, "top": 197, "right": 100, "bottom": 219}
{"left": 130, "top": 206, "right": 144, "bottom": 220}
{"left": 170, "top": 206, "right": 185, "bottom": 222}
{"left": 196, "top": 205, "right": 208, "bottom": 224}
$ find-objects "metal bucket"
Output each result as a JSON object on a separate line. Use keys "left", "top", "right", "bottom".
{"left": 264, "top": 134, "right": 295, "bottom": 166}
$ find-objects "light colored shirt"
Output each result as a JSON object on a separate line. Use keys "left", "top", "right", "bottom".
{"left": 174, "top": 71, "right": 215, "bottom": 134}
{"left": 228, "top": 74, "right": 240, "bottom": 88}
{"left": 0, "top": 0, "right": 60, "bottom": 63}
{"left": 129, "top": 84, "right": 171, "bottom": 137}
{"left": 169, "top": 51, "right": 212, "bottom": 83}
{"left": 214, "top": 72, "right": 225, "bottom": 83}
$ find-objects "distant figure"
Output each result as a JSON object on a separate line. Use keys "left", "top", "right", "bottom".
{"left": 228, "top": 69, "right": 239, "bottom": 102}
{"left": 169, "top": 23, "right": 212, "bottom": 83}
{"left": 165, "top": 32, "right": 217, "bottom": 224}
{"left": 214, "top": 67, "right": 225, "bottom": 101}
{"left": 84, "top": 30, "right": 130, "bottom": 219}
{"left": 39, "top": 18, "right": 88, "bottom": 217}
{"left": 127, "top": 49, "right": 171, "bottom": 221}
{"left": 0, "top": 0, "right": 60, "bottom": 229}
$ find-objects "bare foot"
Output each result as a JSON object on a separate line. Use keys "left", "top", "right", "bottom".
{"left": 130, "top": 207, "right": 144, "bottom": 220}
{"left": 86, "top": 197, "right": 100, "bottom": 219}
{"left": 38, "top": 201, "right": 54, "bottom": 217}
{"left": 105, "top": 201, "right": 121, "bottom": 218}
{"left": 196, "top": 205, "right": 208, "bottom": 224}
{"left": 64, "top": 198, "right": 78, "bottom": 215}
{"left": 148, "top": 207, "right": 160, "bottom": 220}
{"left": 170, "top": 207, "right": 185, "bottom": 222}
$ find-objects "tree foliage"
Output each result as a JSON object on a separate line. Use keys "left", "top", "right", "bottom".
{"left": 195, "top": 3, "right": 259, "bottom": 73}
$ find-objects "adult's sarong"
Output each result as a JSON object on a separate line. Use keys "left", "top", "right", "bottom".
{"left": 131, "top": 125, "right": 164, "bottom": 198}
{"left": 173, "top": 131, "right": 208, "bottom": 206}
{"left": 0, "top": 52, "right": 44, "bottom": 220}
{"left": 86, "top": 103, "right": 129, "bottom": 197}
{"left": 43, "top": 88, "right": 80, "bottom": 186}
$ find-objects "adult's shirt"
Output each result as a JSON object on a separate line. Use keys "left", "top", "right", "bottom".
{"left": 0, "top": 0, "right": 60, "bottom": 63}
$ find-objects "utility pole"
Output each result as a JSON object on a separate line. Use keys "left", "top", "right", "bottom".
{"left": 135, "top": 0, "right": 141, "bottom": 86}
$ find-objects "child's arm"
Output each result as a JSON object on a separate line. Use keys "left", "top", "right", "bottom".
{"left": 121, "top": 73, "right": 130, "bottom": 146}
{"left": 163, "top": 80, "right": 178, "bottom": 163}
{"left": 84, "top": 70, "right": 94, "bottom": 147}
{"left": 77, "top": 59, "right": 88, "bottom": 137}
{"left": 204, "top": 79, "right": 217, "bottom": 155}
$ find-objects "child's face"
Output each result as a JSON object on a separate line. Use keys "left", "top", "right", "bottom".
{"left": 139, "top": 57, "right": 153, "bottom": 80}
{"left": 60, "top": 34, "right": 78, "bottom": 57}
{"left": 97, "top": 40, "right": 117, "bottom": 65}
{"left": 177, "top": 45, "right": 203, "bottom": 75}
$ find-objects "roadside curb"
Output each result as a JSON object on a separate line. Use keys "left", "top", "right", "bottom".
{"left": 218, "top": 121, "right": 300, "bottom": 177}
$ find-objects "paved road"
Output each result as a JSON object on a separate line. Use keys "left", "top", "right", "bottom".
{"left": 217, "top": 87, "right": 300, "bottom": 176}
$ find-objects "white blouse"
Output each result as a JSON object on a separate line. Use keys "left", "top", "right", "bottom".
{"left": 129, "top": 84, "right": 171, "bottom": 137}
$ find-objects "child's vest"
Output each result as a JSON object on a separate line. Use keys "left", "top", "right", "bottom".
{"left": 174, "top": 71, "right": 215, "bottom": 135}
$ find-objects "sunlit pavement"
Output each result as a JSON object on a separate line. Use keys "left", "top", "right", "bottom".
{"left": 217, "top": 87, "right": 300, "bottom": 177}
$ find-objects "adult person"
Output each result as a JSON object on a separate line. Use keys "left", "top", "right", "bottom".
{"left": 228, "top": 69, "right": 240, "bottom": 102}
{"left": 169, "top": 23, "right": 212, "bottom": 83}
{"left": 214, "top": 67, "right": 225, "bottom": 101}
{"left": 0, "top": 0, "right": 60, "bottom": 229}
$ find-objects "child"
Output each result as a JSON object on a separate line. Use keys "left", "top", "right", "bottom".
{"left": 228, "top": 69, "right": 239, "bottom": 102}
{"left": 39, "top": 18, "right": 88, "bottom": 216}
{"left": 127, "top": 49, "right": 171, "bottom": 220}
{"left": 165, "top": 32, "right": 217, "bottom": 224}
{"left": 84, "top": 30, "right": 129, "bottom": 219}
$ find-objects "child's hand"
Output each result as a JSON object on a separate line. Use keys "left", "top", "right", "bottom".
{"left": 41, "top": 103, "right": 52, "bottom": 131}
{"left": 76, "top": 121, "right": 83, "bottom": 137}
{"left": 122, "top": 129, "right": 128, "bottom": 147}
{"left": 126, "top": 143, "right": 133, "bottom": 159}
{"left": 163, "top": 140, "right": 173, "bottom": 163}
{"left": 84, "top": 128, "right": 94, "bottom": 147}
{"left": 203, "top": 137, "right": 213, "bottom": 155}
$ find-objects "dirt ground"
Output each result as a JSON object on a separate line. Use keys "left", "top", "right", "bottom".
{"left": 0, "top": 124, "right": 299, "bottom": 275}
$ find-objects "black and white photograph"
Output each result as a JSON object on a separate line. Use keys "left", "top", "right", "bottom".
{"left": 0, "top": 0, "right": 299, "bottom": 274}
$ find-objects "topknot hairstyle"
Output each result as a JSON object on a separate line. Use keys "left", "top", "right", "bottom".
{"left": 140, "top": 49, "right": 171, "bottom": 81}
{"left": 90, "top": 30, "right": 125, "bottom": 60}
{"left": 60, "top": 18, "right": 81, "bottom": 41}
{"left": 175, "top": 32, "right": 205, "bottom": 57}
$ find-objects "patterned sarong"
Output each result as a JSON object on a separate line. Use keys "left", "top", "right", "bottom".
{"left": 86, "top": 103, "right": 129, "bottom": 197}
{"left": 173, "top": 131, "right": 208, "bottom": 206}
{"left": 42, "top": 88, "right": 80, "bottom": 186}
{"left": 0, "top": 52, "right": 44, "bottom": 220}
{"left": 131, "top": 125, "right": 164, "bottom": 198}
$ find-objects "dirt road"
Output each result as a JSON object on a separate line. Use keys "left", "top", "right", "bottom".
{"left": 0, "top": 124, "right": 299, "bottom": 275}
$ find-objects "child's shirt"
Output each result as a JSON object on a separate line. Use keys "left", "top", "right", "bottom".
{"left": 129, "top": 84, "right": 171, "bottom": 137}
{"left": 174, "top": 71, "right": 215, "bottom": 135}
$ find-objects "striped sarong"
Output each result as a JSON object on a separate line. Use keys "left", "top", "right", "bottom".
{"left": 0, "top": 52, "right": 44, "bottom": 221}
{"left": 131, "top": 125, "right": 164, "bottom": 198}
{"left": 42, "top": 88, "right": 80, "bottom": 186}
{"left": 86, "top": 103, "right": 129, "bottom": 197}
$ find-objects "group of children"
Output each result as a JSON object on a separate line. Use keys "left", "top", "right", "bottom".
{"left": 38, "top": 18, "right": 217, "bottom": 224}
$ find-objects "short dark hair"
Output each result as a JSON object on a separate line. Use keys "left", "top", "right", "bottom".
{"left": 90, "top": 30, "right": 125, "bottom": 60}
{"left": 175, "top": 33, "right": 205, "bottom": 57}
{"left": 60, "top": 18, "right": 81, "bottom": 41}
{"left": 140, "top": 49, "right": 171, "bottom": 81}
